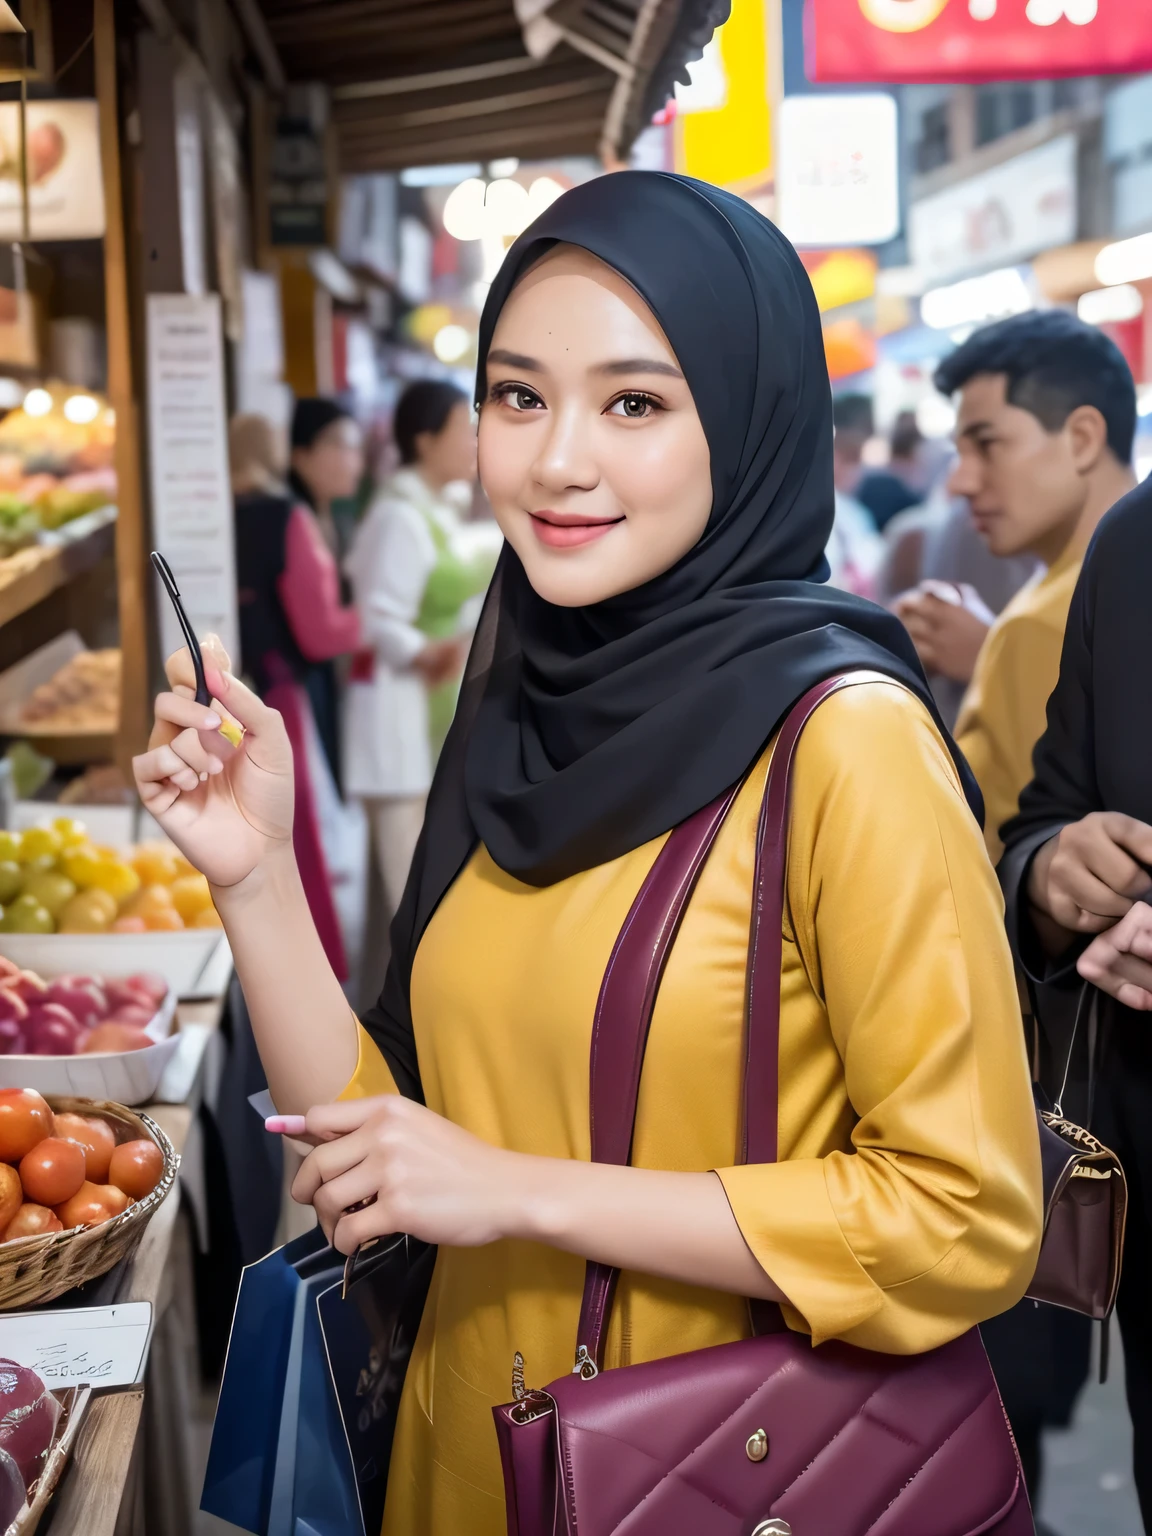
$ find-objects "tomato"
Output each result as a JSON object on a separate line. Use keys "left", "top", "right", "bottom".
{"left": 2, "top": 1203, "right": 63, "bottom": 1241}
{"left": 54, "top": 1181, "right": 118, "bottom": 1230}
{"left": 0, "top": 1088, "right": 52, "bottom": 1162}
{"left": 108, "top": 1139, "right": 164, "bottom": 1200}
{"left": 94, "top": 1184, "right": 129, "bottom": 1217}
{"left": 51, "top": 1114, "right": 116, "bottom": 1182}
{"left": 0, "top": 1166, "right": 19, "bottom": 1231}
{"left": 19, "top": 1137, "right": 86, "bottom": 1207}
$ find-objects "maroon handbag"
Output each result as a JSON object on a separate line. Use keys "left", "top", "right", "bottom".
{"left": 492, "top": 674, "right": 1033, "bottom": 1536}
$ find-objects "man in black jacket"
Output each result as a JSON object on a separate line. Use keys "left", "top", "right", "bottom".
{"left": 999, "top": 475, "right": 1152, "bottom": 1528}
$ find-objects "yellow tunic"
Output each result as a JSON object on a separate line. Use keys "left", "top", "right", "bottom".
{"left": 954, "top": 547, "right": 1081, "bottom": 864}
{"left": 343, "top": 681, "right": 1043, "bottom": 1535}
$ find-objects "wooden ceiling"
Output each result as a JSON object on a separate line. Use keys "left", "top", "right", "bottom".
{"left": 254, "top": 0, "right": 728, "bottom": 171}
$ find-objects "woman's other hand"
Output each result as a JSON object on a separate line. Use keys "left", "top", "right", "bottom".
{"left": 291, "top": 1096, "right": 518, "bottom": 1254}
{"left": 132, "top": 640, "right": 295, "bottom": 890}
{"left": 411, "top": 637, "right": 468, "bottom": 688}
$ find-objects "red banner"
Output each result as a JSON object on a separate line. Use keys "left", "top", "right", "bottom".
{"left": 807, "top": 0, "right": 1152, "bottom": 84}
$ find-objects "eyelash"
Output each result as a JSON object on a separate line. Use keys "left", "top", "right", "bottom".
{"left": 487, "top": 382, "right": 665, "bottom": 419}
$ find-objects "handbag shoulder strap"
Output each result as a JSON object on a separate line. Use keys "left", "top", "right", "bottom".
{"left": 576, "top": 671, "right": 879, "bottom": 1372}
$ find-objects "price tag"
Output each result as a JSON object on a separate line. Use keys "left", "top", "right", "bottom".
{"left": 0, "top": 1302, "right": 154, "bottom": 1387}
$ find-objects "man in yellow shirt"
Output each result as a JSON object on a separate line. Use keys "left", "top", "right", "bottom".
{"left": 898, "top": 311, "right": 1136, "bottom": 1525}
{"left": 898, "top": 311, "right": 1136, "bottom": 863}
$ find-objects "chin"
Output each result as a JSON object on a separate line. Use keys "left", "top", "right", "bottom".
{"left": 518, "top": 557, "right": 629, "bottom": 608}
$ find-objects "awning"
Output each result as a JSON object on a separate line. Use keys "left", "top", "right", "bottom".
{"left": 254, "top": 0, "right": 728, "bottom": 170}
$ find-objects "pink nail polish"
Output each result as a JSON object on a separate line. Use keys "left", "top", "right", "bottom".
{"left": 265, "top": 1115, "right": 308, "bottom": 1135}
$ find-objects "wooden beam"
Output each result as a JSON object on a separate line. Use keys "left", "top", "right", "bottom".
{"left": 95, "top": 0, "right": 152, "bottom": 767}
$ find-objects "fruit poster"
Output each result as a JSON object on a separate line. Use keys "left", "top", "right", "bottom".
{"left": 806, "top": 0, "right": 1152, "bottom": 83}
{"left": 0, "top": 101, "right": 105, "bottom": 242}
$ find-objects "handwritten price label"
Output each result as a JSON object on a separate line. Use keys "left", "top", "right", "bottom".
{"left": 0, "top": 1302, "right": 153, "bottom": 1387}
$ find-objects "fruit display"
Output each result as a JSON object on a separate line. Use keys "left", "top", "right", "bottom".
{"left": 0, "top": 1089, "right": 164, "bottom": 1244}
{"left": 0, "top": 819, "right": 220, "bottom": 934}
{"left": 17, "top": 648, "right": 120, "bottom": 734}
{"left": 0, "top": 1358, "right": 60, "bottom": 1524}
{"left": 0, "top": 959, "right": 167, "bottom": 1057}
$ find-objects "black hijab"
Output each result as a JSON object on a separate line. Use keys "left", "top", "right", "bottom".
{"left": 362, "top": 171, "right": 980, "bottom": 1098}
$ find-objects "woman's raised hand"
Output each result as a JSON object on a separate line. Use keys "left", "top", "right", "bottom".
{"left": 131, "top": 639, "right": 295, "bottom": 890}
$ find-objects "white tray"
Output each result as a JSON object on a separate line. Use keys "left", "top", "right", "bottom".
{"left": 0, "top": 983, "right": 178, "bottom": 1106}
{"left": 0, "top": 929, "right": 223, "bottom": 999}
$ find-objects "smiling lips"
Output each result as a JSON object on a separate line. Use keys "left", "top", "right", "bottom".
{"left": 529, "top": 510, "right": 624, "bottom": 548}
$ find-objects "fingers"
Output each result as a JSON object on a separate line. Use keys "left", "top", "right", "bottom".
{"left": 309, "top": 1163, "right": 382, "bottom": 1231}
{"left": 154, "top": 692, "right": 222, "bottom": 735}
{"left": 305, "top": 1094, "right": 400, "bottom": 1141}
{"left": 133, "top": 741, "right": 205, "bottom": 796}
{"left": 291, "top": 1125, "right": 375, "bottom": 1204}
{"left": 332, "top": 1201, "right": 396, "bottom": 1256}
{"left": 1104, "top": 813, "right": 1152, "bottom": 884}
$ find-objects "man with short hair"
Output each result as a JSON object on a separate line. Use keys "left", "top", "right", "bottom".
{"left": 898, "top": 311, "right": 1136, "bottom": 862}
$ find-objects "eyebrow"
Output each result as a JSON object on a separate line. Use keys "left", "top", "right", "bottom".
{"left": 958, "top": 419, "right": 996, "bottom": 439}
{"left": 486, "top": 348, "right": 683, "bottom": 380}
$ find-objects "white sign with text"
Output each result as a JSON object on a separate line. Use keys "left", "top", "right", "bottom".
{"left": 0, "top": 1302, "right": 153, "bottom": 1388}
{"left": 147, "top": 293, "right": 240, "bottom": 667}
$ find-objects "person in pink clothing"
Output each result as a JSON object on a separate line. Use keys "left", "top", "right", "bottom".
{"left": 229, "top": 410, "right": 361, "bottom": 979}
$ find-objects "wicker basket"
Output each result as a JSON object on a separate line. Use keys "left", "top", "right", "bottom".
{"left": 0, "top": 1096, "right": 179, "bottom": 1310}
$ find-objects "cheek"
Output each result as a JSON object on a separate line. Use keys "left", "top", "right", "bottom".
{"left": 604, "top": 423, "right": 712, "bottom": 545}
{"left": 478, "top": 418, "right": 531, "bottom": 539}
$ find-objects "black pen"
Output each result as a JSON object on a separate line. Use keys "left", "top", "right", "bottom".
{"left": 151, "top": 551, "right": 211, "bottom": 707}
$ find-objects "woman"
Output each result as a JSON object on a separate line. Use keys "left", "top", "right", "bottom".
{"left": 229, "top": 410, "right": 360, "bottom": 981}
{"left": 287, "top": 398, "right": 367, "bottom": 794}
{"left": 139, "top": 175, "right": 1042, "bottom": 1535}
{"left": 344, "top": 380, "right": 500, "bottom": 916}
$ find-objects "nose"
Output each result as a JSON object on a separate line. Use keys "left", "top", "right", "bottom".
{"left": 946, "top": 452, "right": 980, "bottom": 502}
{"left": 530, "top": 401, "right": 599, "bottom": 496}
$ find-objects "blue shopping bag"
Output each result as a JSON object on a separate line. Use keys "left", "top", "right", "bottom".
{"left": 200, "top": 1224, "right": 434, "bottom": 1536}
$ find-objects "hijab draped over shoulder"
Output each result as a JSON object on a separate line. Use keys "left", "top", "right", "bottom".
{"left": 363, "top": 171, "right": 979, "bottom": 1098}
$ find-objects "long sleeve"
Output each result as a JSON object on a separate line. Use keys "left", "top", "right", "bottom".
{"left": 717, "top": 683, "right": 1043, "bottom": 1354}
{"left": 277, "top": 504, "right": 360, "bottom": 662}
{"left": 345, "top": 497, "right": 435, "bottom": 671}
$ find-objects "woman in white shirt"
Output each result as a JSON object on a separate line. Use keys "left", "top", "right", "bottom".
{"left": 344, "top": 382, "right": 500, "bottom": 915}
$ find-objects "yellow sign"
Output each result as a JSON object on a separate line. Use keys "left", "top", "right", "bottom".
{"left": 675, "top": 0, "right": 772, "bottom": 196}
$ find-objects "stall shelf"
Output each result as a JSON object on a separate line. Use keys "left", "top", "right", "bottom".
{"left": 36, "top": 950, "right": 234, "bottom": 1536}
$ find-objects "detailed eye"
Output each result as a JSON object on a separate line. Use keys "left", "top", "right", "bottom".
{"left": 491, "top": 384, "right": 544, "bottom": 412}
{"left": 608, "top": 393, "right": 659, "bottom": 419}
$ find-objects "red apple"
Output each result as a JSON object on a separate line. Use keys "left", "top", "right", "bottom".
{"left": 2, "top": 972, "right": 47, "bottom": 1006}
{"left": 25, "top": 1010, "right": 81, "bottom": 1056}
{"left": 0, "top": 991, "right": 27, "bottom": 1027}
{"left": 45, "top": 980, "right": 106, "bottom": 1029}
{"left": 103, "top": 979, "right": 153, "bottom": 1013}
{"left": 127, "top": 972, "right": 168, "bottom": 1003}
{"left": 105, "top": 1004, "right": 153, "bottom": 1029}
{"left": 0, "top": 1019, "right": 26, "bottom": 1055}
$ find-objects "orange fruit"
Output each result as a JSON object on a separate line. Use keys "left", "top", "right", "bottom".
{"left": 120, "top": 883, "right": 175, "bottom": 921}
{"left": 112, "top": 915, "right": 147, "bottom": 933}
{"left": 130, "top": 844, "right": 180, "bottom": 886}
{"left": 192, "top": 906, "right": 223, "bottom": 929}
{"left": 170, "top": 873, "right": 212, "bottom": 921}
{"left": 144, "top": 907, "right": 184, "bottom": 932}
